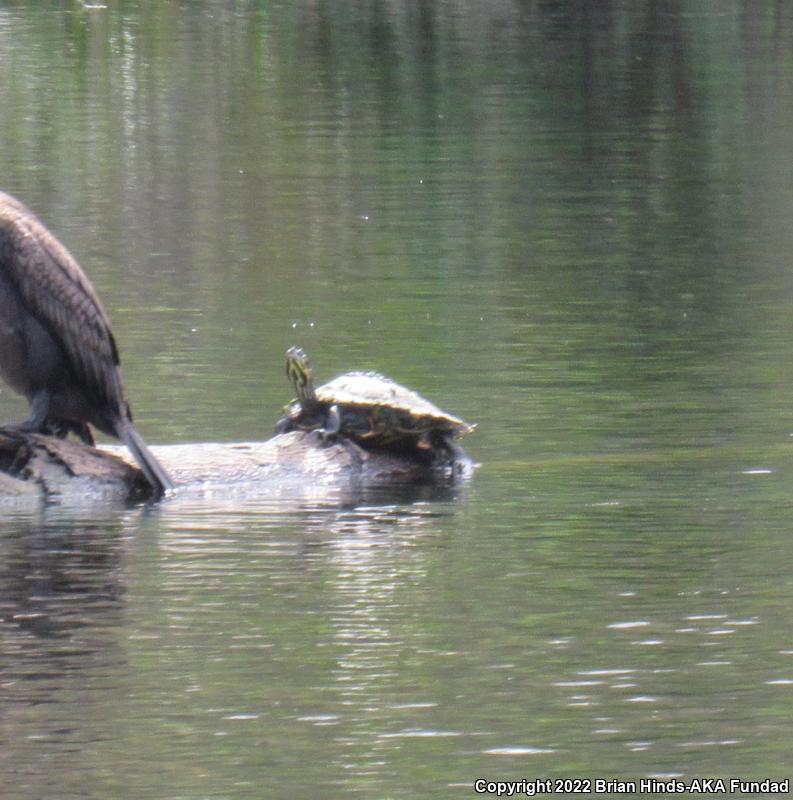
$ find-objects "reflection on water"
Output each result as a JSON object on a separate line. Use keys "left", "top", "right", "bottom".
{"left": 3, "top": 469, "right": 793, "bottom": 795}
{"left": 0, "top": 515, "right": 129, "bottom": 796}
{"left": 3, "top": 1, "right": 793, "bottom": 797}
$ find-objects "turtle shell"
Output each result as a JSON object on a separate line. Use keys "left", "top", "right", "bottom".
{"left": 316, "top": 371, "right": 473, "bottom": 438}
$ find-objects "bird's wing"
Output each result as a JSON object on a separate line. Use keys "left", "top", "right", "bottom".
{"left": 0, "top": 194, "right": 124, "bottom": 411}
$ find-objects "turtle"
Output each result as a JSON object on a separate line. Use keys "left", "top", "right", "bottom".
{"left": 274, "top": 346, "right": 474, "bottom": 465}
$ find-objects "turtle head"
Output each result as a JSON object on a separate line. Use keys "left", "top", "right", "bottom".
{"left": 285, "top": 346, "right": 315, "bottom": 404}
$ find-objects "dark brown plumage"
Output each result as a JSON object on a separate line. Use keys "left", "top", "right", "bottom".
{"left": 0, "top": 191, "right": 173, "bottom": 497}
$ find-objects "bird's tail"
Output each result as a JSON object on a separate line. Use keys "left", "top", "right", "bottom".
{"left": 115, "top": 417, "right": 174, "bottom": 498}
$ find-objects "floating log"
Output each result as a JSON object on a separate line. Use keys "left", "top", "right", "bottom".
{"left": 0, "top": 428, "right": 467, "bottom": 506}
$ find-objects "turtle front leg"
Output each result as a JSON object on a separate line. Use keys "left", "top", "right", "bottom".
{"left": 318, "top": 404, "right": 367, "bottom": 466}
{"left": 324, "top": 404, "right": 342, "bottom": 437}
{"left": 273, "top": 415, "right": 295, "bottom": 435}
{"left": 302, "top": 403, "right": 340, "bottom": 446}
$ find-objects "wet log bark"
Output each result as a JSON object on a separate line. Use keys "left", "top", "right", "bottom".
{"left": 0, "top": 429, "right": 445, "bottom": 505}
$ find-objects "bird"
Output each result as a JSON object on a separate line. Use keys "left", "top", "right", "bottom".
{"left": 0, "top": 191, "right": 173, "bottom": 498}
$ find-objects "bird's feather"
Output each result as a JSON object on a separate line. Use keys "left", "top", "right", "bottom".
{"left": 0, "top": 192, "right": 123, "bottom": 413}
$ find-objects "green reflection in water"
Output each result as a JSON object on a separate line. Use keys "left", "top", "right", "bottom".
{"left": 2, "top": 1, "right": 793, "bottom": 797}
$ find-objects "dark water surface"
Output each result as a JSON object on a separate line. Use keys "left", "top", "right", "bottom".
{"left": 2, "top": 2, "right": 793, "bottom": 797}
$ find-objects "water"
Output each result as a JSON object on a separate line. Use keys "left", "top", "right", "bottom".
{"left": 2, "top": 2, "right": 793, "bottom": 797}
